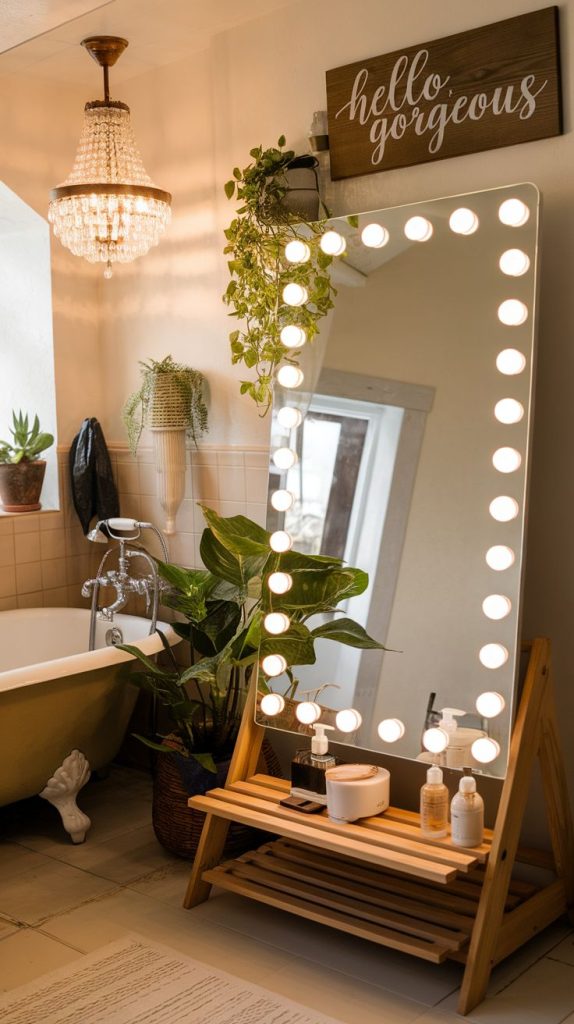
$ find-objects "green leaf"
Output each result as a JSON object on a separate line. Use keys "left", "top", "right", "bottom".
{"left": 199, "top": 504, "right": 270, "bottom": 559}
{"left": 311, "top": 616, "right": 387, "bottom": 649}
{"left": 224, "top": 180, "right": 235, "bottom": 199}
{"left": 200, "top": 528, "right": 244, "bottom": 586}
{"left": 179, "top": 655, "right": 220, "bottom": 685}
{"left": 277, "top": 568, "right": 369, "bottom": 612}
{"left": 346, "top": 214, "right": 359, "bottom": 228}
{"left": 260, "top": 623, "right": 316, "bottom": 667}
{"left": 116, "top": 643, "right": 170, "bottom": 677}
{"left": 233, "top": 167, "right": 242, "bottom": 180}
{"left": 277, "top": 134, "right": 286, "bottom": 147}
{"left": 191, "top": 752, "right": 218, "bottom": 773}
{"left": 192, "top": 600, "right": 242, "bottom": 657}
{"left": 132, "top": 735, "right": 180, "bottom": 755}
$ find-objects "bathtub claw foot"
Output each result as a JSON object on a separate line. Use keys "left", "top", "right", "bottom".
{"left": 39, "top": 750, "right": 92, "bottom": 844}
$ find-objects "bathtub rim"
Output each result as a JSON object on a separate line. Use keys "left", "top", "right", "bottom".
{"left": 0, "top": 607, "right": 180, "bottom": 693}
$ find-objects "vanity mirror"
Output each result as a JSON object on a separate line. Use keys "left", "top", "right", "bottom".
{"left": 256, "top": 183, "right": 540, "bottom": 779}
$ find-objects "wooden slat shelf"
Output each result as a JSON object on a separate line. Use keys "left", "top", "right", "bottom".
{"left": 183, "top": 639, "right": 574, "bottom": 1016}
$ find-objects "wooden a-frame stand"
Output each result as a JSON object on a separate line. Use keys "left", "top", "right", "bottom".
{"left": 183, "top": 638, "right": 574, "bottom": 1015}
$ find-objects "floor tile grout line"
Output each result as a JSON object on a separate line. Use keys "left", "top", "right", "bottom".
{"left": 33, "top": 925, "right": 89, "bottom": 956}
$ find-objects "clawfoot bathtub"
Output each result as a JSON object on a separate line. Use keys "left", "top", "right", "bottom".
{"left": 0, "top": 607, "right": 179, "bottom": 842}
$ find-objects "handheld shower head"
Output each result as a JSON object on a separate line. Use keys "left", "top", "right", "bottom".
{"left": 86, "top": 522, "right": 108, "bottom": 543}
{"left": 86, "top": 518, "right": 169, "bottom": 559}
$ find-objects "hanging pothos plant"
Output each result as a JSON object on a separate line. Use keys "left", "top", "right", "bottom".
{"left": 223, "top": 136, "right": 337, "bottom": 413}
{"left": 123, "top": 355, "right": 208, "bottom": 456}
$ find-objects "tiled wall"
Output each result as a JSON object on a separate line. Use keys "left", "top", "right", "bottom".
{"left": 0, "top": 444, "right": 269, "bottom": 610}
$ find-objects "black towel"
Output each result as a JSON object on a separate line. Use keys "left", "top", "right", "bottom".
{"left": 69, "top": 418, "right": 120, "bottom": 535}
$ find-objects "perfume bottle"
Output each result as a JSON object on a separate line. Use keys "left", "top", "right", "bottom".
{"left": 420, "top": 765, "right": 449, "bottom": 838}
{"left": 291, "top": 724, "right": 336, "bottom": 805}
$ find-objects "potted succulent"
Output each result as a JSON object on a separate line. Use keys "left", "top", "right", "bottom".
{"left": 123, "top": 355, "right": 208, "bottom": 535}
{"left": 120, "top": 504, "right": 384, "bottom": 857}
{"left": 223, "top": 136, "right": 337, "bottom": 411}
{"left": 0, "top": 410, "right": 54, "bottom": 512}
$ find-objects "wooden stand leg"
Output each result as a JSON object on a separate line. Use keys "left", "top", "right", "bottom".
{"left": 183, "top": 677, "right": 265, "bottom": 908}
{"left": 538, "top": 673, "right": 574, "bottom": 923}
{"left": 457, "top": 639, "right": 550, "bottom": 1015}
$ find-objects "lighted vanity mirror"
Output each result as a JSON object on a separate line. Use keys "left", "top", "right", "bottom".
{"left": 256, "top": 183, "right": 539, "bottom": 780}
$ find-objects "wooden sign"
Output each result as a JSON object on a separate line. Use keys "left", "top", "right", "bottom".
{"left": 326, "top": 8, "right": 562, "bottom": 180}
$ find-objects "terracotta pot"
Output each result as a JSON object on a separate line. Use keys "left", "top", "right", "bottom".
{"left": 0, "top": 460, "right": 47, "bottom": 512}
{"left": 152, "top": 734, "right": 281, "bottom": 859}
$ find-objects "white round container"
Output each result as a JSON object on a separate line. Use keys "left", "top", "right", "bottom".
{"left": 326, "top": 764, "right": 390, "bottom": 823}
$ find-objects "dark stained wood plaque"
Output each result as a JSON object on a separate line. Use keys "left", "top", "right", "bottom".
{"left": 326, "top": 8, "right": 562, "bottom": 180}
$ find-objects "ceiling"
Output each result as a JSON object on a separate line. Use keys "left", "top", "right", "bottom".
{"left": 0, "top": 0, "right": 299, "bottom": 86}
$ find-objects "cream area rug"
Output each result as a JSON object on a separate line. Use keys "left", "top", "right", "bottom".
{"left": 0, "top": 934, "right": 344, "bottom": 1024}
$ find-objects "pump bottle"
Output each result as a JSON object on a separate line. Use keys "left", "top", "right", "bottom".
{"left": 420, "top": 765, "right": 449, "bottom": 838}
{"left": 451, "top": 775, "right": 484, "bottom": 847}
{"left": 291, "top": 724, "right": 336, "bottom": 805}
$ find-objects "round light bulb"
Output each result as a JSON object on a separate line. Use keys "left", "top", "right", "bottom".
{"left": 267, "top": 571, "right": 293, "bottom": 595}
{"left": 479, "top": 643, "right": 509, "bottom": 669}
{"left": 277, "top": 365, "right": 304, "bottom": 389}
{"left": 264, "top": 612, "right": 291, "bottom": 635}
{"left": 404, "top": 216, "right": 433, "bottom": 242}
{"left": 284, "top": 239, "right": 310, "bottom": 264}
{"left": 492, "top": 447, "right": 522, "bottom": 473}
{"left": 296, "top": 701, "right": 321, "bottom": 725}
{"left": 471, "top": 736, "right": 501, "bottom": 764}
{"left": 272, "top": 447, "right": 297, "bottom": 470}
{"left": 271, "top": 489, "right": 294, "bottom": 512}
{"left": 496, "top": 349, "right": 526, "bottom": 375}
{"left": 277, "top": 406, "right": 303, "bottom": 430}
{"left": 261, "top": 653, "right": 287, "bottom": 677}
{"left": 489, "top": 496, "right": 519, "bottom": 522}
{"left": 449, "top": 208, "right": 479, "bottom": 235}
{"left": 494, "top": 398, "right": 524, "bottom": 424}
{"left": 361, "top": 223, "right": 389, "bottom": 248}
{"left": 280, "top": 325, "right": 307, "bottom": 349}
{"left": 476, "top": 691, "right": 506, "bottom": 718}
{"left": 422, "top": 727, "right": 449, "bottom": 753}
{"left": 377, "top": 718, "right": 405, "bottom": 743}
{"left": 498, "top": 299, "right": 528, "bottom": 326}
{"left": 486, "top": 545, "right": 515, "bottom": 571}
{"left": 270, "top": 530, "right": 293, "bottom": 553}
{"left": 498, "top": 198, "right": 530, "bottom": 227}
{"left": 260, "top": 692, "right": 286, "bottom": 716}
{"left": 482, "top": 594, "right": 512, "bottom": 620}
{"left": 320, "top": 230, "right": 346, "bottom": 256}
{"left": 282, "top": 283, "right": 308, "bottom": 306}
{"left": 499, "top": 249, "right": 530, "bottom": 276}
{"left": 335, "top": 708, "right": 363, "bottom": 733}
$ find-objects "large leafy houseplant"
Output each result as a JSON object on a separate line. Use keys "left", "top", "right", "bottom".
{"left": 224, "top": 136, "right": 337, "bottom": 412}
{"left": 121, "top": 504, "right": 385, "bottom": 773}
{"left": 123, "top": 355, "right": 208, "bottom": 456}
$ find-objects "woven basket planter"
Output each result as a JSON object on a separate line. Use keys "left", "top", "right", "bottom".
{"left": 152, "top": 734, "right": 282, "bottom": 859}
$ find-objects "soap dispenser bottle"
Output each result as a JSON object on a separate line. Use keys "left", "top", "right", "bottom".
{"left": 291, "top": 724, "right": 336, "bottom": 805}
{"left": 450, "top": 774, "right": 484, "bottom": 847}
{"left": 420, "top": 765, "right": 449, "bottom": 839}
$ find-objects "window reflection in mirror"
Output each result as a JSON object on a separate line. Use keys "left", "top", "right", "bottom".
{"left": 0, "top": 181, "right": 58, "bottom": 512}
{"left": 257, "top": 183, "right": 540, "bottom": 780}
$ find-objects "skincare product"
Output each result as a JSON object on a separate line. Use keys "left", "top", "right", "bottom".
{"left": 451, "top": 774, "right": 484, "bottom": 847}
{"left": 325, "top": 763, "right": 390, "bottom": 823}
{"left": 291, "top": 724, "right": 336, "bottom": 805}
{"left": 420, "top": 765, "right": 449, "bottom": 838}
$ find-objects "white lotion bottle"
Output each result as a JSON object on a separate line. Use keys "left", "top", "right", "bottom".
{"left": 450, "top": 775, "right": 484, "bottom": 847}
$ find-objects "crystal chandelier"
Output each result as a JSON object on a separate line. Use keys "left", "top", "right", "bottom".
{"left": 48, "top": 37, "right": 171, "bottom": 278}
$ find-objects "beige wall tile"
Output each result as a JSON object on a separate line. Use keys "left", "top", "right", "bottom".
{"left": 40, "top": 528, "right": 67, "bottom": 560}
{"left": 245, "top": 467, "right": 269, "bottom": 503}
{"left": 14, "top": 531, "right": 41, "bottom": 564}
{"left": 43, "top": 586, "right": 69, "bottom": 607}
{"left": 66, "top": 554, "right": 90, "bottom": 585}
{"left": 0, "top": 596, "right": 17, "bottom": 611}
{"left": 0, "top": 517, "right": 14, "bottom": 536}
{"left": 192, "top": 465, "right": 218, "bottom": 500}
{"left": 40, "top": 510, "right": 65, "bottom": 531}
{"left": 218, "top": 465, "right": 246, "bottom": 501}
{"left": 17, "top": 591, "right": 44, "bottom": 608}
{"left": 12, "top": 514, "right": 40, "bottom": 533}
{"left": 0, "top": 535, "right": 15, "bottom": 567}
{"left": 216, "top": 450, "right": 245, "bottom": 468}
{"left": 117, "top": 462, "right": 140, "bottom": 493}
{"left": 0, "top": 566, "right": 16, "bottom": 598}
{"left": 16, "top": 562, "right": 43, "bottom": 594}
{"left": 42, "top": 558, "right": 68, "bottom": 589}
{"left": 138, "top": 462, "right": 157, "bottom": 495}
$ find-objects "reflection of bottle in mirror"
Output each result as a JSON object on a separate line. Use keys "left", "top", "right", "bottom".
{"left": 291, "top": 724, "right": 337, "bottom": 806}
{"left": 451, "top": 775, "right": 484, "bottom": 847}
{"left": 420, "top": 766, "right": 449, "bottom": 839}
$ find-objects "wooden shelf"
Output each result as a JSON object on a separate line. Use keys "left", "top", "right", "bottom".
{"left": 183, "top": 638, "right": 574, "bottom": 1016}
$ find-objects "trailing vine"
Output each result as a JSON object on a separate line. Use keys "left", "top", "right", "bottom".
{"left": 223, "top": 136, "right": 337, "bottom": 413}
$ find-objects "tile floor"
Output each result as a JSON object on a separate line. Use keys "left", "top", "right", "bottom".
{"left": 0, "top": 765, "right": 573, "bottom": 1024}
